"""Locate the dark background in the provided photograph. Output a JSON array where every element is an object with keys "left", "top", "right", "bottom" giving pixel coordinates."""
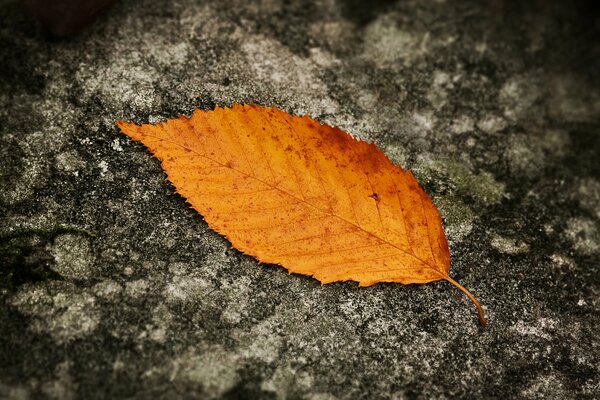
[{"left": 1, "top": 0, "right": 599, "bottom": 399}]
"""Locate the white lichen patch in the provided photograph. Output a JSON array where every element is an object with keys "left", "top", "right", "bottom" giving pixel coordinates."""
[
  {"left": 499, "top": 74, "right": 542, "bottom": 121},
  {"left": 3, "top": 159, "right": 47, "bottom": 204},
  {"left": 306, "top": 393, "right": 339, "bottom": 400},
  {"left": 229, "top": 304, "right": 325, "bottom": 365},
  {"left": 32, "top": 95, "right": 81, "bottom": 139},
  {"left": 520, "top": 373, "right": 568, "bottom": 400},
  {"left": 148, "top": 303, "right": 173, "bottom": 343},
  {"left": 55, "top": 150, "right": 86, "bottom": 175},
  {"left": 564, "top": 217, "right": 600, "bottom": 256},
  {"left": 125, "top": 279, "right": 150, "bottom": 298},
  {"left": 180, "top": 4, "right": 224, "bottom": 42},
  {"left": 167, "top": 346, "right": 240, "bottom": 399},
  {"left": 75, "top": 13, "right": 196, "bottom": 116},
  {"left": 4, "top": 129, "right": 67, "bottom": 203},
  {"left": 549, "top": 253, "right": 575, "bottom": 270},
  {"left": 93, "top": 280, "right": 123, "bottom": 299},
  {"left": 356, "top": 91, "right": 378, "bottom": 111},
  {"left": 261, "top": 364, "right": 314, "bottom": 399},
  {"left": 0, "top": 382, "right": 31, "bottom": 400},
  {"left": 111, "top": 138, "right": 124, "bottom": 152},
  {"left": 541, "top": 128, "right": 571, "bottom": 157},
  {"left": 98, "top": 160, "right": 109, "bottom": 177},
  {"left": 234, "top": 317, "right": 285, "bottom": 364},
  {"left": 476, "top": 114, "right": 507, "bottom": 134},
  {"left": 362, "top": 14, "right": 426, "bottom": 68},
  {"left": 491, "top": 235, "right": 530, "bottom": 255},
  {"left": 512, "top": 318, "right": 557, "bottom": 340},
  {"left": 162, "top": 261, "right": 215, "bottom": 304},
  {"left": 574, "top": 178, "right": 600, "bottom": 219},
  {"left": 145, "top": 39, "right": 190, "bottom": 69},
  {"left": 308, "top": 47, "right": 340, "bottom": 69},
  {"left": 49, "top": 234, "right": 95, "bottom": 280},
  {"left": 505, "top": 134, "right": 546, "bottom": 176},
  {"left": 309, "top": 20, "right": 355, "bottom": 53},
  {"left": 164, "top": 274, "right": 212, "bottom": 304},
  {"left": 40, "top": 361, "right": 77, "bottom": 400},
  {"left": 427, "top": 70, "right": 455, "bottom": 110},
  {"left": 219, "top": 276, "right": 252, "bottom": 324},
  {"left": 76, "top": 57, "right": 160, "bottom": 114},
  {"left": 411, "top": 111, "right": 436, "bottom": 133},
  {"left": 450, "top": 115, "right": 475, "bottom": 134},
  {"left": 239, "top": 35, "right": 339, "bottom": 118},
  {"left": 9, "top": 283, "right": 100, "bottom": 344}
]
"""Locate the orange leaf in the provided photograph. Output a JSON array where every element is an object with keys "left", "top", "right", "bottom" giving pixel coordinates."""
[{"left": 117, "top": 104, "right": 486, "bottom": 325}]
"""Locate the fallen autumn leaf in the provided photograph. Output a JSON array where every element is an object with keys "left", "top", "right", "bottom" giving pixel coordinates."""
[{"left": 117, "top": 104, "right": 486, "bottom": 325}]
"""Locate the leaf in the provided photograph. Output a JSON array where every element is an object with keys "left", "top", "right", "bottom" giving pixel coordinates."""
[{"left": 117, "top": 104, "right": 486, "bottom": 325}]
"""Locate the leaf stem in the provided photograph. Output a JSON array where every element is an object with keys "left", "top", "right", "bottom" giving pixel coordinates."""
[{"left": 443, "top": 275, "right": 487, "bottom": 326}]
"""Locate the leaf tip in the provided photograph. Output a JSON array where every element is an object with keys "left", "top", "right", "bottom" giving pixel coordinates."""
[
  {"left": 116, "top": 120, "right": 138, "bottom": 137},
  {"left": 115, "top": 120, "right": 127, "bottom": 129}
]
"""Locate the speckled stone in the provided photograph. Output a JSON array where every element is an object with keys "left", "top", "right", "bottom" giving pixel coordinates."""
[{"left": 1, "top": 0, "right": 599, "bottom": 399}]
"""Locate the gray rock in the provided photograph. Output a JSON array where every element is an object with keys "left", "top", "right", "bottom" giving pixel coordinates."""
[{"left": 1, "top": 0, "right": 598, "bottom": 399}]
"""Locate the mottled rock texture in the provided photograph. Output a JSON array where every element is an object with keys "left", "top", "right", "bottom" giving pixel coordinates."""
[{"left": 1, "top": 0, "right": 599, "bottom": 399}]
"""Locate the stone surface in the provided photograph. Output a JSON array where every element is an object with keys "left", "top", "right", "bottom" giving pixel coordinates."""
[{"left": 1, "top": 0, "right": 599, "bottom": 399}]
